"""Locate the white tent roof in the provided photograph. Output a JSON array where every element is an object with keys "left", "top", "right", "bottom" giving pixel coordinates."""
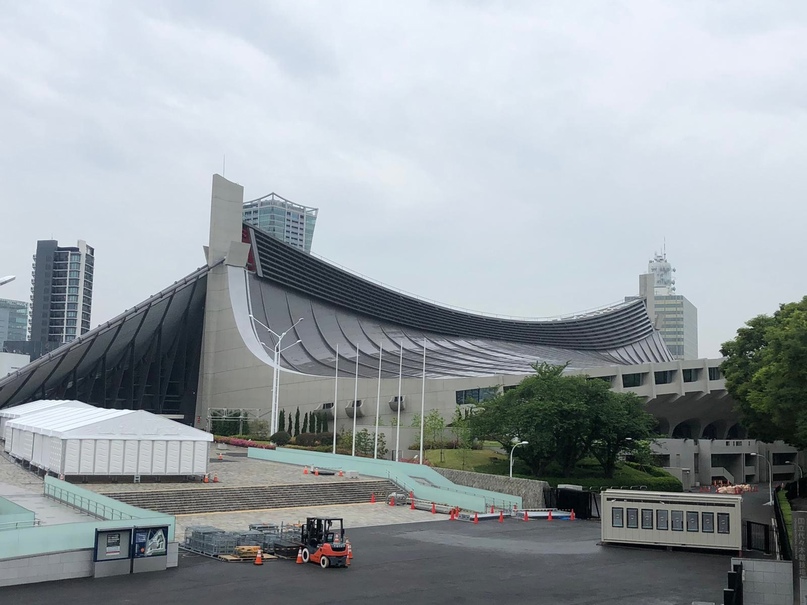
[
  {"left": 6, "top": 407, "right": 213, "bottom": 442},
  {"left": 0, "top": 399, "right": 93, "bottom": 419}
]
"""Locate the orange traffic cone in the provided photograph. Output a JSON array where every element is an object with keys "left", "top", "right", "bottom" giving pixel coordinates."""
[
  {"left": 473, "top": 512, "right": 479, "bottom": 524},
  {"left": 499, "top": 511, "right": 504, "bottom": 523},
  {"left": 203, "top": 474, "right": 209, "bottom": 484},
  {"left": 218, "top": 452, "right": 223, "bottom": 461},
  {"left": 410, "top": 497, "right": 415, "bottom": 510},
  {"left": 254, "top": 548, "right": 263, "bottom": 565},
  {"left": 213, "top": 474, "right": 219, "bottom": 483},
  {"left": 296, "top": 548, "right": 304, "bottom": 564},
  {"left": 490, "top": 505, "right": 495, "bottom": 514},
  {"left": 338, "top": 470, "right": 344, "bottom": 477},
  {"left": 370, "top": 493, "right": 376, "bottom": 503},
  {"left": 570, "top": 509, "right": 576, "bottom": 521},
  {"left": 523, "top": 510, "right": 529, "bottom": 522},
  {"left": 449, "top": 509, "right": 455, "bottom": 520},
  {"left": 548, "top": 510, "right": 553, "bottom": 521},
  {"left": 303, "top": 466, "right": 309, "bottom": 475},
  {"left": 346, "top": 539, "right": 353, "bottom": 560},
  {"left": 314, "top": 468, "right": 319, "bottom": 476},
  {"left": 389, "top": 496, "right": 395, "bottom": 507},
  {"left": 431, "top": 502, "right": 436, "bottom": 514}
]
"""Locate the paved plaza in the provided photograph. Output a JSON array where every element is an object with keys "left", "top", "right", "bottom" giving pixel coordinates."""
[{"left": 4, "top": 517, "right": 732, "bottom": 605}]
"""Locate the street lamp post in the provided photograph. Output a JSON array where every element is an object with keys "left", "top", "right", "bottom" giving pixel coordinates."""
[
  {"left": 510, "top": 441, "right": 529, "bottom": 479},
  {"left": 751, "top": 452, "right": 774, "bottom": 506},
  {"left": 250, "top": 315, "right": 303, "bottom": 435}
]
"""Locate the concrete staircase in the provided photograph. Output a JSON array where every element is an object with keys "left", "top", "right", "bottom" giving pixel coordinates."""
[{"left": 100, "top": 480, "right": 398, "bottom": 516}]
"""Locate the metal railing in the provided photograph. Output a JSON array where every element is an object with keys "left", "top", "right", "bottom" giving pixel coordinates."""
[
  {"left": 773, "top": 486, "right": 792, "bottom": 561},
  {"left": 0, "top": 519, "right": 40, "bottom": 530},
  {"left": 44, "top": 483, "right": 137, "bottom": 521}
]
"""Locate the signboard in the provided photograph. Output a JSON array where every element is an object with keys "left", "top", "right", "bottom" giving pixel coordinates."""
[
  {"left": 133, "top": 526, "right": 168, "bottom": 559},
  {"left": 93, "top": 528, "right": 132, "bottom": 562},
  {"left": 793, "top": 511, "right": 807, "bottom": 578}
]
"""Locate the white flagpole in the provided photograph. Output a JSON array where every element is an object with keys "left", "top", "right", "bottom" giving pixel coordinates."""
[
  {"left": 352, "top": 344, "right": 359, "bottom": 457},
  {"left": 332, "top": 344, "right": 339, "bottom": 455},
  {"left": 419, "top": 338, "right": 426, "bottom": 465},
  {"left": 374, "top": 343, "right": 383, "bottom": 459},
  {"left": 395, "top": 340, "right": 403, "bottom": 462}
]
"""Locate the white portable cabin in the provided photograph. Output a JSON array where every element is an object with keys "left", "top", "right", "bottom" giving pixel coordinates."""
[
  {"left": 601, "top": 489, "right": 743, "bottom": 552},
  {"left": 0, "top": 400, "right": 94, "bottom": 440},
  {"left": 5, "top": 407, "right": 213, "bottom": 478}
]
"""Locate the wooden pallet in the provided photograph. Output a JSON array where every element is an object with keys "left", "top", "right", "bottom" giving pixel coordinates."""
[{"left": 218, "top": 553, "right": 278, "bottom": 563}]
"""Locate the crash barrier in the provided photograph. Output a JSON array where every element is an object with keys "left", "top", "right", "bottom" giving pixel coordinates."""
[
  {"left": 248, "top": 447, "right": 521, "bottom": 513},
  {"left": 773, "top": 486, "right": 792, "bottom": 561}
]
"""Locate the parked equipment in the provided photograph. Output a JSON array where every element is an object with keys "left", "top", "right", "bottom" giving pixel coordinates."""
[{"left": 299, "top": 518, "right": 349, "bottom": 569}]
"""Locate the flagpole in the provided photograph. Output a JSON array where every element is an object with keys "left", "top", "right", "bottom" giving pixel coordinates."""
[
  {"left": 419, "top": 338, "right": 426, "bottom": 465},
  {"left": 352, "top": 344, "right": 359, "bottom": 457},
  {"left": 374, "top": 343, "right": 383, "bottom": 459},
  {"left": 332, "top": 344, "right": 339, "bottom": 455},
  {"left": 395, "top": 340, "right": 403, "bottom": 461}
]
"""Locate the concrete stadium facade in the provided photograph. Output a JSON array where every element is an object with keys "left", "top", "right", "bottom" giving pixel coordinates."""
[{"left": 0, "top": 175, "right": 798, "bottom": 488}]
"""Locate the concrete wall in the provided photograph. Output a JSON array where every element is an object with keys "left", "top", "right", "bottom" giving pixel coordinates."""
[
  {"left": 731, "top": 557, "right": 793, "bottom": 605},
  {"left": 0, "top": 549, "right": 93, "bottom": 587},
  {"left": 434, "top": 468, "right": 547, "bottom": 509}
]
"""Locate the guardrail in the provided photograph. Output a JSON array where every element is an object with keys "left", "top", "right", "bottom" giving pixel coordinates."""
[
  {"left": 44, "top": 482, "right": 137, "bottom": 521},
  {"left": 0, "top": 519, "right": 40, "bottom": 530}
]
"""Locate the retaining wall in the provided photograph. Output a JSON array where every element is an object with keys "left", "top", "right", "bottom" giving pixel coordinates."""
[
  {"left": 433, "top": 468, "right": 547, "bottom": 509},
  {"left": 730, "top": 557, "right": 792, "bottom": 605}
]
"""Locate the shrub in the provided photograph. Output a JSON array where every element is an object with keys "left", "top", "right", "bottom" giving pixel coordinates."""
[
  {"left": 295, "top": 432, "right": 334, "bottom": 447},
  {"left": 214, "top": 436, "right": 276, "bottom": 450},
  {"left": 269, "top": 430, "right": 291, "bottom": 446}
]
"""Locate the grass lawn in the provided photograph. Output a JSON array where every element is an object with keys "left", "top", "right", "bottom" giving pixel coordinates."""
[{"left": 425, "top": 448, "right": 682, "bottom": 491}]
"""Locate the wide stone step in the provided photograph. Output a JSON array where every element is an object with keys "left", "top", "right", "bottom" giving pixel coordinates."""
[{"left": 100, "top": 480, "right": 398, "bottom": 515}]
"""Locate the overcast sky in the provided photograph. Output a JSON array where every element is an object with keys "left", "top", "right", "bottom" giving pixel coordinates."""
[{"left": 1, "top": 1, "right": 805, "bottom": 358}]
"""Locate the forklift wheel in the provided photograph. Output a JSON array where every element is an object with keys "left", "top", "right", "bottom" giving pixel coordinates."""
[
  {"left": 320, "top": 556, "right": 330, "bottom": 569},
  {"left": 301, "top": 548, "right": 311, "bottom": 563}
]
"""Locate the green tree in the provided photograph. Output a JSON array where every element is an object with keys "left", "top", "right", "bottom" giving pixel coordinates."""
[
  {"left": 450, "top": 406, "right": 473, "bottom": 470},
  {"left": 355, "top": 429, "right": 374, "bottom": 457},
  {"left": 319, "top": 412, "right": 329, "bottom": 433},
  {"left": 250, "top": 419, "right": 270, "bottom": 441},
  {"left": 278, "top": 410, "right": 286, "bottom": 433},
  {"left": 425, "top": 410, "right": 446, "bottom": 462},
  {"left": 294, "top": 408, "right": 301, "bottom": 437},
  {"left": 721, "top": 297, "right": 807, "bottom": 448},
  {"left": 376, "top": 432, "right": 389, "bottom": 459},
  {"left": 588, "top": 391, "right": 656, "bottom": 478},
  {"left": 302, "top": 412, "right": 309, "bottom": 434}
]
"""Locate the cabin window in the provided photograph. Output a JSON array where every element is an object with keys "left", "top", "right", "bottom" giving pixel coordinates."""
[
  {"left": 656, "top": 509, "right": 668, "bottom": 530},
  {"left": 671, "top": 510, "right": 684, "bottom": 531},
  {"left": 641, "top": 509, "right": 653, "bottom": 529},
  {"left": 626, "top": 508, "right": 639, "bottom": 529},
  {"left": 702, "top": 512, "right": 714, "bottom": 533},
  {"left": 717, "top": 513, "right": 730, "bottom": 534},
  {"left": 612, "top": 507, "right": 624, "bottom": 528},
  {"left": 686, "top": 511, "right": 699, "bottom": 532}
]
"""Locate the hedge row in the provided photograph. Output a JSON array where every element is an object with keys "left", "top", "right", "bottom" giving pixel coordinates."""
[{"left": 214, "top": 436, "right": 276, "bottom": 450}]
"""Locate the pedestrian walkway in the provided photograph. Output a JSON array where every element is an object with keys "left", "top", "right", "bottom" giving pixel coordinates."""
[{"left": 175, "top": 501, "right": 445, "bottom": 539}]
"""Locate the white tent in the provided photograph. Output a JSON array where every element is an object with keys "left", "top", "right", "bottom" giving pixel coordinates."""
[
  {"left": 0, "top": 400, "right": 94, "bottom": 438},
  {"left": 5, "top": 406, "right": 212, "bottom": 478}
]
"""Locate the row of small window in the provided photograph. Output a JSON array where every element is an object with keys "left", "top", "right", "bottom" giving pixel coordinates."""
[
  {"left": 611, "top": 507, "right": 730, "bottom": 534},
  {"left": 455, "top": 387, "right": 498, "bottom": 405}
]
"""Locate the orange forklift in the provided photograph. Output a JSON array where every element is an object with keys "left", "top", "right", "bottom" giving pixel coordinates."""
[{"left": 299, "top": 517, "right": 350, "bottom": 569}]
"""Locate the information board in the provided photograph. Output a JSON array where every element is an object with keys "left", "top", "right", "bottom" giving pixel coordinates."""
[{"left": 133, "top": 526, "right": 169, "bottom": 559}]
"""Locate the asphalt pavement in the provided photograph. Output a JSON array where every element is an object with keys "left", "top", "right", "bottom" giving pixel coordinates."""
[{"left": 4, "top": 517, "right": 731, "bottom": 605}]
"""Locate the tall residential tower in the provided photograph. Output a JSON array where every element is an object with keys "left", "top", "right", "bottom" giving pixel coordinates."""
[
  {"left": 242, "top": 192, "right": 318, "bottom": 253},
  {"left": 29, "top": 240, "right": 95, "bottom": 359}
]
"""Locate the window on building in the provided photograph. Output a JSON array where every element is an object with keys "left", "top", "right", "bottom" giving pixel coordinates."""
[
  {"left": 622, "top": 373, "right": 644, "bottom": 388},
  {"left": 626, "top": 508, "right": 639, "bottom": 528},
  {"left": 717, "top": 513, "right": 730, "bottom": 534},
  {"left": 612, "top": 507, "right": 624, "bottom": 528},
  {"left": 656, "top": 509, "right": 668, "bottom": 530},
  {"left": 671, "top": 510, "right": 684, "bottom": 531},
  {"left": 654, "top": 370, "right": 675, "bottom": 385},
  {"left": 641, "top": 509, "right": 653, "bottom": 529},
  {"left": 702, "top": 512, "right": 714, "bottom": 533},
  {"left": 686, "top": 511, "right": 699, "bottom": 532},
  {"left": 682, "top": 368, "right": 700, "bottom": 383},
  {"left": 708, "top": 367, "right": 722, "bottom": 381}
]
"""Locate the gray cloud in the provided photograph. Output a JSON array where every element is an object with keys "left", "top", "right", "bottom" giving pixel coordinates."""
[{"left": 1, "top": 1, "right": 805, "bottom": 358}]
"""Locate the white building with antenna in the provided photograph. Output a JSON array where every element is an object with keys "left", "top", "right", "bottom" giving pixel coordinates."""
[{"left": 639, "top": 249, "right": 698, "bottom": 360}]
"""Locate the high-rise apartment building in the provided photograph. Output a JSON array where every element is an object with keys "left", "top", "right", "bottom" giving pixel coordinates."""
[
  {"left": 640, "top": 251, "right": 698, "bottom": 360},
  {"left": 29, "top": 240, "right": 94, "bottom": 358},
  {"left": 0, "top": 298, "right": 28, "bottom": 350},
  {"left": 242, "top": 193, "right": 318, "bottom": 253}
]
